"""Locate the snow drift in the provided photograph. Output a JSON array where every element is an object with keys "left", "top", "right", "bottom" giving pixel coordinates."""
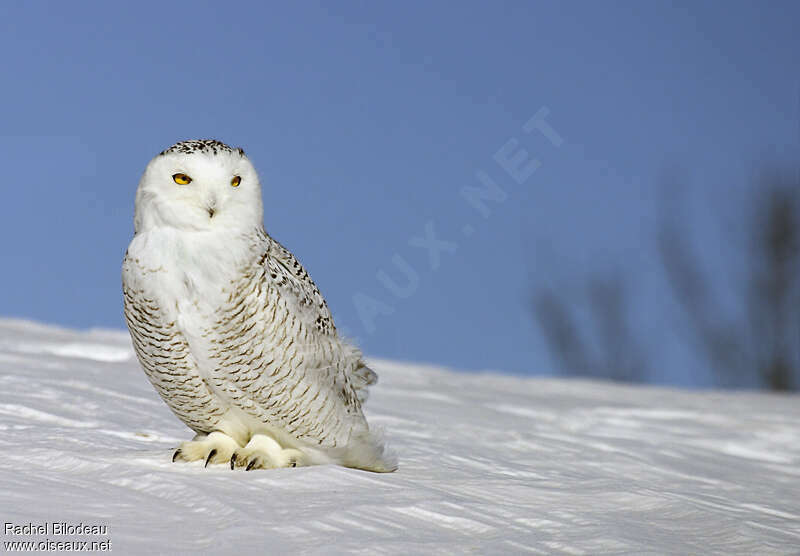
[{"left": 0, "top": 319, "right": 798, "bottom": 554}]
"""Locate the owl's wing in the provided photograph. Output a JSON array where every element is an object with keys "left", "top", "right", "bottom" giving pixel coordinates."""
[
  {"left": 261, "top": 233, "right": 377, "bottom": 401},
  {"left": 207, "top": 230, "right": 369, "bottom": 449},
  {"left": 262, "top": 234, "right": 337, "bottom": 336}
]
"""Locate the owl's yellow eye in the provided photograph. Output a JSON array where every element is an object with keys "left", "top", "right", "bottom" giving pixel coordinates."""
[
  {"left": 172, "top": 173, "right": 192, "bottom": 185},
  {"left": 231, "top": 176, "right": 241, "bottom": 187}
]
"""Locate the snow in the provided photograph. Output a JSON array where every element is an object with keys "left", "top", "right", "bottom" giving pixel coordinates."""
[{"left": 1, "top": 318, "right": 799, "bottom": 554}]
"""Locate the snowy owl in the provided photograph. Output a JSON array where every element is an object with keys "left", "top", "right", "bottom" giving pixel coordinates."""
[{"left": 122, "top": 139, "right": 396, "bottom": 472}]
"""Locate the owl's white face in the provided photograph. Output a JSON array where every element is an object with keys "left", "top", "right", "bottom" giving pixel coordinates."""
[{"left": 134, "top": 140, "right": 264, "bottom": 234}]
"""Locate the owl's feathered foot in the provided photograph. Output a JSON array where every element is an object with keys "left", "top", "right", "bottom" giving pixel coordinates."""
[
  {"left": 172, "top": 431, "right": 241, "bottom": 467},
  {"left": 230, "top": 434, "right": 306, "bottom": 471}
]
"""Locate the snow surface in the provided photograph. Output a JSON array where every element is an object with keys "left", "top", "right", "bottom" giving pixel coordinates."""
[{"left": 1, "top": 318, "right": 799, "bottom": 554}]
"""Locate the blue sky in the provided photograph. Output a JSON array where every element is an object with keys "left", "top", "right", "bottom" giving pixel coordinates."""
[{"left": 1, "top": 2, "right": 798, "bottom": 385}]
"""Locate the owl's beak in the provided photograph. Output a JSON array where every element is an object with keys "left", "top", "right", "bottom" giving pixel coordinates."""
[{"left": 206, "top": 197, "right": 217, "bottom": 218}]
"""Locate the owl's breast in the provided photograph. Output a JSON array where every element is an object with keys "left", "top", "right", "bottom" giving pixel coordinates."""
[
  {"left": 124, "top": 228, "right": 257, "bottom": 369},
  {"left": 125, "top": 229, "right": 252, "bottom": 311},
  {"left": 123, "top": 228, "right": 266, "bottom": 431}
]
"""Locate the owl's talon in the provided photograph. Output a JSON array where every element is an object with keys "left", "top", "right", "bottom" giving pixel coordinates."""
[
  {"left": 230, "top": 435, "right": 306, "bottom": 470},
  {"left": 172, "top": 432, "right": 240, "bottom": 467}
]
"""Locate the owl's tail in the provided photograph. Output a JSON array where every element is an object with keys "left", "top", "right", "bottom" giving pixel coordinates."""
[
  {"left": 343, "top": 427, "right": 398, "bottom": 473},
  {"left": 351, "top": 362, "right": 378, "bottom": 404}
]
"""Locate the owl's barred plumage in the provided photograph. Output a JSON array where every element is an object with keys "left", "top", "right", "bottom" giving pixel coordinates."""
[{"left": 123, "top": 139, "right": 395, "bottom": 472}]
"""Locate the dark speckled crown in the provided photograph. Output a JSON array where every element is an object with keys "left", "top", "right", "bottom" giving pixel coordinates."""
[{"left": 159, "top": 139, "right": 245, "bottom": 157}]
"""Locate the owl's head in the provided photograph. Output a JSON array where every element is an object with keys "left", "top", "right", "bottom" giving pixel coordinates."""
[{"left": 134, "top": 139, "right": 263, "bottom": 233}]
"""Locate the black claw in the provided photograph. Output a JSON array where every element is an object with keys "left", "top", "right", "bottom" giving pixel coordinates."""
[
  {"left": 246, "top": 459, "right": 257, "bottom": 471},
  {"left": 205, "top": 449, "right": 217, "bottom": 468},
  {"left": 230, "top": 453, "right": 237, "bottom": 470},
  {"left": 172, "top": 449, "right": 181, "bottom": 463}
]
